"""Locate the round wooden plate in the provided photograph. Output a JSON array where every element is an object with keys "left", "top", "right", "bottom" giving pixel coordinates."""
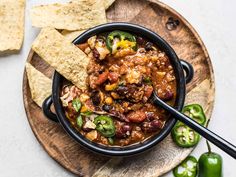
[{"left": 23, "top": 0, "right": 215, "bottom": 176}]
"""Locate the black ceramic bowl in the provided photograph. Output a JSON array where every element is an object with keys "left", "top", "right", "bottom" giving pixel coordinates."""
[{"left": 43, "top": 22, "right": 194, "bottom": 156}]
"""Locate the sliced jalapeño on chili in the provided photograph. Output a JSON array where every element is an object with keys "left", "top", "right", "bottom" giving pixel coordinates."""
[
  {"left": 106, "top": 30, "right": 137, "bottom": 53},
  {"left": 173, "top": 156, "right": 198, "bottom": 177},
  {"left": 172, "top": 104, "right": 206, "bottom": 147},
  {"left": 94, "top": 115, "right": 116, "bottom": 137}
]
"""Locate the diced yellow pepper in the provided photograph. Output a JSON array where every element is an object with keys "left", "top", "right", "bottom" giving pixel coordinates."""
[
  {"left": 105, "top": 83, "right": 118, "bottom": 91},
  {"left": 105, "top": 97, "right": 113, "bottom": 105},
  {"left": 80, "top": 105, "right": 88, "bottom": 113}
]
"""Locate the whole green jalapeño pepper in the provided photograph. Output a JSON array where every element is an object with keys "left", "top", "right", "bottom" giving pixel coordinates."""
[
  {"left": 106, "top": 30, "right": 137, "bottom": 53},
  {"left": 198, "top": 141, "right": 223, "bottom": 177},
  {"left": 171, "top": 104, "right": 206, "bottom": 147},
  {"left": 182, "top": 104, "right": 206, "bottom": 125},
  {"left": 94, "top": 115, "right": 116, "bottom": 137},
  {"left": 173, "top": 156, "right": 198, "bottom": 177}
]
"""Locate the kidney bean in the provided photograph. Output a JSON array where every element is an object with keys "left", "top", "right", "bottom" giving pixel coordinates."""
[
  {"left": 93, "top": 48, "right": 100, "bottom": 59},
  {"left": 127, "top": 110, "right": 146, "bottom": 123},
  {"left": 160, "top": 89, "right": 174, "bottom": 101},
  {"left": 141, "top": 120, "right": 164, "bottom": 133},
  {"left": 115, "top": 122, "right": 132, "bottom": 138}
]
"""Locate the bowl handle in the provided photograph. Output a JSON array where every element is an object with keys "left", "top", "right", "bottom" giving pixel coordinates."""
[
  {"left": 42, "top": 96, "right": 59, "bottom": 122},
  {"left": 180, "top": 59, "right": 194, "bottom": 84}
]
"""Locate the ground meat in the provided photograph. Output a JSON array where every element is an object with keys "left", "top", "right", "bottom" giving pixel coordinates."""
[
  {"left": 131, "top": 130, "right": 144, "bottom": 141},
  {"left": 108, "top": 72, "right": 120, "bottom": 83},
  {"left": 88, "top": 74, "right": 98, "bottom": 89},
  {"left": 125, "top": 84, "right": 144, "bottom": 103},
  {"left": 143, "top": 85, "right": 153, "bottom": 102}
]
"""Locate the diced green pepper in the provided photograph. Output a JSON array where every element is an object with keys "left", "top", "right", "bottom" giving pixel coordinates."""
[
  {"left": 72, "top": 98, "right": 81, "bottom": 112},
  {"left": 76, "top": 115, "right": 83, "bottom": 129},
  {"left": 80, "top": 111, "right": 93, "bottom": 116},
  {"left": 108, "top": 137, "right": 114, "bottom": 145}
]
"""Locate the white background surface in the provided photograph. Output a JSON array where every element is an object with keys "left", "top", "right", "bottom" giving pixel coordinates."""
[{"left": 0, "top": 0, "right": 236, "bottom": 176}]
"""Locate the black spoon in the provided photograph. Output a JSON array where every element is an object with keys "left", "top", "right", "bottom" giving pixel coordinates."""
[{"left": 151, "top": 92, "right": 236, "bottom": 159}]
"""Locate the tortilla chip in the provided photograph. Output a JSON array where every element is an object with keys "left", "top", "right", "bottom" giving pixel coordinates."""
[
  {"left": 0, "top": 0, "right": 25, "bottom": 54},
  {"left": 72, "top": 0, "right": 115, "bottom": 9},
  {"left": 32, "top": 27, "right": 90, "bottom": 90},
  {"left": 30, "top": 0, "right": 107, "bottom": 31},
  {"left": 61, "top": 30, "right": 85, "bottom": 42},
  {"left": 25, "top": 63, "right": 52, "bottom": 107},
  {"left": 104, "top": 0, "right": 115, "bottom": 9}
]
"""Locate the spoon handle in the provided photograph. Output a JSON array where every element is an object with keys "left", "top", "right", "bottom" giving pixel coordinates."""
[{"left": 152, "top": 94, "right": 236, "bottom": 159}]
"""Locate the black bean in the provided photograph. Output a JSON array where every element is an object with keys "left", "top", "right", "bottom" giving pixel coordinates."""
[
  {"left": 91, "top": 91, "right": 101, "bottom": 105},
  {"left": 116, "top": 86, "right": 128, "bottom": 96},
  {"left": 102, "top": 104, "right": 112, "bottom": 112}
]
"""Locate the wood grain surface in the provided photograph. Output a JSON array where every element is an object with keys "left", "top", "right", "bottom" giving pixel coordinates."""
[{"left": 22, "top": 0, "right": 215, "bottom": 176}]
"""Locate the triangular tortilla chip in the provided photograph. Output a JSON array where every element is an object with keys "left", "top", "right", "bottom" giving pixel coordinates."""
[
  {"left": 30, "top": 0, "right": 107, "bottom": 31},
  {"left": 25, "top": 63, "right": 52, "bottom": 107},
  {"left": 61, "top": 30, "right": 85, "bottom": 42},
  {"left": 104, "top": 0, "right": 115, "bottom": 9},
  {"left": 32, "top": 27, "right": 90, "bottom": 90},
  {"left": 0, "top": 0, "right": 25, "bottom": 54}
]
